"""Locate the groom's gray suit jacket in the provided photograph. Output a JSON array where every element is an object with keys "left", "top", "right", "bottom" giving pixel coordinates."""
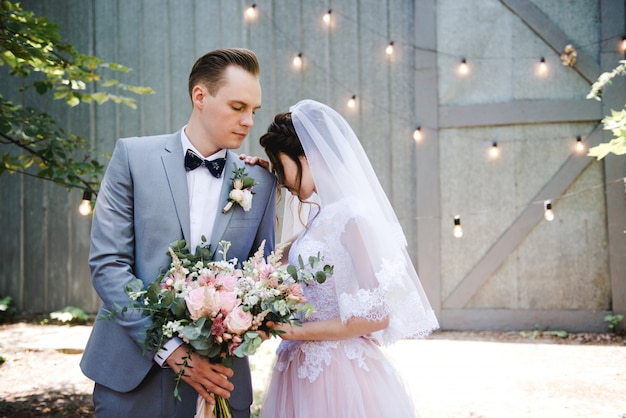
[{"left": 80, "top": 130, "right": 277, "bottom": 410}]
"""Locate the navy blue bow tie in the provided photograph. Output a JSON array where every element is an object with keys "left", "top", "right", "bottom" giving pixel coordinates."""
[{"left": 184, "top": 149, "right": 226, "bottom": 178}]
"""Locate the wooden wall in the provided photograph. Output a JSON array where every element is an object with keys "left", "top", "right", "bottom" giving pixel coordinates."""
[{"left": 1, "top": 0, "right": 624, "bottom": 332}]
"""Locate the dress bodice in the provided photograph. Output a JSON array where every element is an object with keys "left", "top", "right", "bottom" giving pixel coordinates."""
[
  {"left": 278, "top": 200, "right": 390, "bottom": 382},
  {"left": 287, "top": 202, "right": 349, "bottom": 323}
]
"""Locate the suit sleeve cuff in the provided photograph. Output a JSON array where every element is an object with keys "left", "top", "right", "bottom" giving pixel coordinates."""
[{"left": 153, "top": 337, "right": 184, "bottom": 367}]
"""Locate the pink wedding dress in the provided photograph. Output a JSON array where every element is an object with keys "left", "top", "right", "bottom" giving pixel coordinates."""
[{"left": 259, "top": 201, "right": 429, "bottom": 418}]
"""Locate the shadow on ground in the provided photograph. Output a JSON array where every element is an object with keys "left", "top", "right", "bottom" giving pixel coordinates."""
[{"left": 0, "top": 393, "right": 94, "bottom": 418}]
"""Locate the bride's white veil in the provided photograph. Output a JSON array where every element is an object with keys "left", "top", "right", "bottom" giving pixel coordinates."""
[{"left": 288, "top": 99, "right": 439, "bottom": 343}]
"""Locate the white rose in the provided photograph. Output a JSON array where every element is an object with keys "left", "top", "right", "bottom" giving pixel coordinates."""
[
  {"left": 229, "top": 188, "right": 245, "bottom": 203},
  {"left": 240, "top": 190, "right": 253, "bottom": 211}
]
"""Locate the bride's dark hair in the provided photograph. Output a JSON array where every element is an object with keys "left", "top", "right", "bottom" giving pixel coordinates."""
[
  {"left": 259, "top": 112, "right": 305, "bottom": 194},
  {"left": 260, "top": 112, "right": 320, "bottom": 230}
]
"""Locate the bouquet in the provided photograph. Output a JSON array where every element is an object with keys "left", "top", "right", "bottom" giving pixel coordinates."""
[{"left": 118, "top": 239, "right": 332, "bottom": 418}]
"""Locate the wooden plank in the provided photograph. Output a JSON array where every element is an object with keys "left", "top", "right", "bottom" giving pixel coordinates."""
[
  {"left": 443, "top": 124, "right": 605, "bottom": 309},
  {"left": 117, "top": 0, "right": 143, "bottom": 138},
  {"left": 0, "top": 171, "right": 23, "bottom": 307},
  {"left": 301, "top": 1, "right": 332, "bottom": 106},
  {"left": 168, "top": 0, "right": 196, "bottom": 131},
  {"left": 0, "top": 21, "right": 25, "bottom": 308},
  {"left": 328, "top": 0, "right": 359, "bottom": 128},
  {"left": 271, "top": 0, "right": 304, "bottom": 115},
  {"left": 600, "top": 0, "right": 626, "bottom": 330},
  {"left": 442, "top": 308, "right": 612, "bottom": 332},
  {"left": 194, "top": 0, "right": 221, "bottom": 57},
  {"left": 66, "top": 0, "right": 96, "bottom": 310},
  {"left": 498, "top": 0, "right": 601, "bottom": 84},
  {"left": 245, "top": 0, "right": 274, "bottom": 157},
  {"left": 141, "top": 0, "right": 170, "bottom": 136},
  {"left": 357, "top": 0, "right": 391, "bottom": 191},
  {"left": 388, "top": 0, "right": 418, "bottom": 265},
  {"left": 93, "top": 0, "right": 119, "bottom": 157},
  {"left": 414, "top": 0, "right": 441, "bottom": 313},
  {"left": 440, "top": 99, "right": 602, "bottom": 128},
  {"left": 20, "top": 0, "right": 49, "bottom": 312}
]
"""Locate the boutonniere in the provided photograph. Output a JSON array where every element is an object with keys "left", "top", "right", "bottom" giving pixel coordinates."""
[{"left": 222, "top": 164, "right": 259, "bottom": 213}]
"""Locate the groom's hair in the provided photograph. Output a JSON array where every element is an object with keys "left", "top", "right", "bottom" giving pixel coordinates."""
[{"left": 188, "top": 48, "right": 260, "bottom": 99}]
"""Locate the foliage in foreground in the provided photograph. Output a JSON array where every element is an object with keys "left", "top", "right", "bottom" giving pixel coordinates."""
[
  {"left": 586, "top": 60, "right": 626, "bottom": 160},
  {"left": 0, "top": 295, "right": 16, "bottom": 323},
  {"left": 46, "top": 306, "right": 90, "bottom": 325},
  {"left": 0, "top": 1, "right": 153, "bottom": 196}
]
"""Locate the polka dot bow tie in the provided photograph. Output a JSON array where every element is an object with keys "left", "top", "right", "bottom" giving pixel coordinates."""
[{"left": 184, "top": 149, "right": 226, "bottom": 178}]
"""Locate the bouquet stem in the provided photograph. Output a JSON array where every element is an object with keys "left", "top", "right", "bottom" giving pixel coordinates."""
[
  {"left": 196, "top": 394, "right": 233, "bottom": 418},
  {"left": 215, "top": 394, "right": 234, "bottom": 418}
]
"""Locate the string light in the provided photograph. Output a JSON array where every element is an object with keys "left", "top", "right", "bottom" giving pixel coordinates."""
[
  {"left": 347, "top": 95, "right": 357, "bottom": 108},
  {"left": 543, "top": 200, "right": 555, "bottom": 221},
  {"left": 413, "top": 126, "right": 422, "bottom": 142},
  {"left": 293, "top": 53, "right": 303, "bottom": 68},
  {"left": 453, "top": 215, "right": 463, "bottom": 238},
  {"left": 575, "top": 136, "right": 585, "bottom": 153},
  {"left": 489, "top": 141, "right": 499, "bottom": 158},
  {"left": 537, "top": 57, "right": 547, "bottom": 75},
  {"left": 458, "top": 58, "right": 469, "bottom": 76},
  {"left": 622, "top": 36, "right": 626, "bottom": 52},
  {"left": 323, "top": 9, "right": 332, "bottom": 25},
  {"left": 245, "top": 4, "right": 257, "bottom": 19},
  {"left": 79, "top": 190, "right": 92, "bottom": 216},
  {"left": 386, "top": 41, "right": 394, "bottom": 55}
]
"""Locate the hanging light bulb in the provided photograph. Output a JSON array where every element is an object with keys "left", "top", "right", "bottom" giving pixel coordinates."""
[
  {"left": 453, "top": 215, "right": 463, "bottom": 238},
  {"left": 544, "top": 200, "right": 555, "bottom": 221},
  {"left": 458, "top": 58, "right": 469, "bottom": 76},
  {"left": 293, "top": 53, "right": 303, "bottom": 68},
  {"left": 323, "top": 9, "right": 332, "bottom": 25},
  {"left": 386, "top": 41, "right": 394, "bottom": 55},
  {"left": 245, "top": 4, "right": 257, "bottom": 19},
  {"left": 413, "top": 126, "right": 423, "bottom": 142},
  {"left": 489, "top": 141, "right": 499, "bottom": 158},
  {"left": 537, "top": 57, "right": 548, "bottom": 75},
  {"left": 622, "top": 36, "right": 626, "bottom": 52},
  {"left": 79, "top": 190, "right": 92, "bottom": 216},
  {"left": 575, "top": 136, "right": 585, "bottom": 153},
  {"left": 347, "top": 95, "right": 356, "bottom": 108}
]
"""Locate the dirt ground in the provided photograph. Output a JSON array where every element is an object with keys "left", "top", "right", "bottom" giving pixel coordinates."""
[{"left": 1, "top": 318, "right": 625, "bottom": 418}]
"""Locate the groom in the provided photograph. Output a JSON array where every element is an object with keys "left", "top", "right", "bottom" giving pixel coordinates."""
[{"left": 80, "top": 48, "right": 277, "bottom": 417}]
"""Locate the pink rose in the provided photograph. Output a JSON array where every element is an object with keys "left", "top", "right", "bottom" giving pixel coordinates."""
[
  {"left": 185, "top": 286, "right": 217, "bottom": 320},
  {"left": 224, "top": 306, "right": 253, "bottom": 335},
  {"left": 198, "top": 269, "right": 216, "bottom": 286},
  {"left": 217, "top": 275, "right": 237, "bottom": 292},
  {"left": 214, "top": 290, "right": 238, "bottom": 313}
]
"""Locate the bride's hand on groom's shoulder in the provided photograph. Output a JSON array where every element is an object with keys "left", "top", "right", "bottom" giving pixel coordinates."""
[{"left": 239, "top": 153, "right": 270, "bottom": 171}]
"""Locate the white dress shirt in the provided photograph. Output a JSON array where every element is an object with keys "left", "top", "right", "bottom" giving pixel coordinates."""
[{"left": 154, "top": 127, "right": 227, "bottom": 366}]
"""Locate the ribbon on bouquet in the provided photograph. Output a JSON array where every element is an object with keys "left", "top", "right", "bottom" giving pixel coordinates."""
[{"left": 195, "top": 393, "right": 233, "bottom": 418}]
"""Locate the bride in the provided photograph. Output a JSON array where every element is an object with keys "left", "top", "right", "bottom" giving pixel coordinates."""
[{"left": 257, "top": 99, "right": 439, "bottom": 417}]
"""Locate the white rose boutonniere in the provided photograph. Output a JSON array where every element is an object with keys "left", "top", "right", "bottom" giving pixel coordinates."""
[{"left": 222, "top": 164, "right": 258, "bottom": 213}]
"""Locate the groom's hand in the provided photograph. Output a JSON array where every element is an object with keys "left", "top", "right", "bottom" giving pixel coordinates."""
[{"left": 166, "top": 345, "right": 234, "bottom": 405}]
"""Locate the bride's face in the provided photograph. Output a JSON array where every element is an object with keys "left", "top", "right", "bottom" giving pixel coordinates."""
[{"left": 278, "top": 152, "right": 316, "bottom": 200}]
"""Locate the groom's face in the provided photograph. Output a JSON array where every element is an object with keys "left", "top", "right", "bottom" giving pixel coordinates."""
[{"left": 197, "top": 65, "right": 262, "bottom": 152}]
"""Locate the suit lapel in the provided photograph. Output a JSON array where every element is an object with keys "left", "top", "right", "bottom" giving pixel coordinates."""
[
  {"left": 209, "top": 151, "right": 240, "bottom": 257},
  {"left": 162, "top": 132, "right": 191, "bottom": 246}
]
